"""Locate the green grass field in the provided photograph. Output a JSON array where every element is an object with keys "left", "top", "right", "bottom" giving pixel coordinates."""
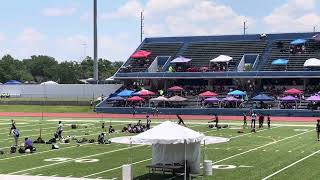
[
  {"left": 0, "top": 105, "right": 93, "bottom": 113},
  {"left": 0, "top": 117, "right": 319, "bottom": 180}
]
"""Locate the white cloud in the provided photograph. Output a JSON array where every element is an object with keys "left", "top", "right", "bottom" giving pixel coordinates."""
[
  {"left": 42, "top": 7, "right": 76, "bottom": 17},
  {"left": 264, "top": 0, "right": 320, "bottom": 32},
  {"left": 15, "top": 28, "right": 48, "bottom": 58},
  {"left": 100, "top": 0, "right": 142, "bottom": 20},
  {"left": 101, "top": 0, "right": 254, "bottom": 36}
]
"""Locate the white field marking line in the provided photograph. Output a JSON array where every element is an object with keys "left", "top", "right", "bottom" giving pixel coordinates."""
[
  {"left": 0, "top": 122, "right": 127, "bottom": 143},
  {"left": 51, "top": 174, "right": 58, "bottom": 177},
  {"left": 36, "top": 174, "right": 43, "bottom": 176},
  {"left": 262, "top": 149, "right": 320, "bottom": 180},
  {"left": 82, "top": 158, "right": 152, "bottom": 178},
  {"left": 8, "top": 144, "right": 145, "bottom": 175},
  {"left": 213, "top": 129, "right": 313, "bottom": 164},
  {"left": 65, "top": 175, "right": 73, "bottom": 177},
  {"left": 0, "top": 126, "right": 58, "bottom": 135}
]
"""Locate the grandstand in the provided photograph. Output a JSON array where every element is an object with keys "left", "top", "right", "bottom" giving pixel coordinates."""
[{"left": 96, "top": 32, "right": 320, "bottom": 117}]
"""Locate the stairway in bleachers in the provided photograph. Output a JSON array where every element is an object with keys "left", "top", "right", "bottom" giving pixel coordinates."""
[
  {"left": 120, "top": 42, "right": 183, "bottom": 73},
  {"left": 180, "top": 40, "right": 267, "bottom": 71},
  {"left": 259, "top": 40, "right": 320, "bottom": 71}
]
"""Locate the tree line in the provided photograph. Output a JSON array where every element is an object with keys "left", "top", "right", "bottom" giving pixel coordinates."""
[{"left": 0, "top": 55, "right": 123, "bottom": 84}]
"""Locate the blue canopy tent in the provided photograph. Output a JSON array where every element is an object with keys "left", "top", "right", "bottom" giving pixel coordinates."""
[
  {"left": 252, "top": 94, "right": 273, "bottom": 101},
  {"left": 272, "top": 59, "right": 288, "bottom": 65},
  {"left": 107, "top": 96, "right": 125, "bottom": 101},
  {"left": 4, "top": 80, "right": 21, "bottom": 85},
  {"left": 117, "top": 89, "right": 134, "bottom": 97},
  {"left": 290, "top": 39, "right": 307, "bottom": 45},
  {"left": 227, "top": 90, "right": 246, "bottom": 96}
]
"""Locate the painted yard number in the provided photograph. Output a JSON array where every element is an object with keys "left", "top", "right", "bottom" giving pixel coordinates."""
[{"left": 44, "top": 157, "right": 99, "bottom": 163}]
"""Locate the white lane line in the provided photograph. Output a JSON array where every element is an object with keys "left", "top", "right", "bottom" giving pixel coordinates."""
[
  {"left": 8, "top": 145, "right": 145, "bottom": 175},
  {"left": 51, "top": 174, "right": 58, "bottom": 177},
  {"left": 83, "top": 158, "right": 151, "bottom": 178},
  {"left": 214, "top": 130, "right": 313, "bottom": 164},
  {"left": 262, "top": 149, "right": 320, "bottom": 180},
  {"left": 65, "top": 175, "right": 73, "bottom": 177}
]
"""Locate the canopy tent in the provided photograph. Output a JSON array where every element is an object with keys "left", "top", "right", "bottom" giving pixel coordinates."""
[
  {"left": 149, "top": 96, "right": 169, "bottom": 101},
  {"left": 117, "top": 89, "right": 134, "bottom": 97},
  {"left": 170, "top": 56, "right": 192, "bottom": 63},
  {"left": 272, "top": 59, "right": 289, "bottom": 65},
  {"left": 110, "top": 121, "right": 229, "bottom": 175},
  {"left": 304, "top": 58, "right": 320, "bottom": 67},
  {"left": 130, "top": 50, "right": 152, "bottom": 58},
  {"left": 199, "top": 91, "right": 218, "bottom": 97},
  {"left": 312, "top": 34, "right": 320, "bottom": 42},
  {"left": 168, "top": 86, "right": 184, "bottom": 91},
  {"left": 40, "top": 81, "right": 58, "bottom": 85},
  {"left": 222, "top": 96, "right": 241, "bottom": 101},
  {"left": 127, "top": 96, "right": 145, "bottom": 101},
  {"left": 204, "top": 97, "right": 220, "bottom": 102},
  {"left": 284, "top": 88, "right": 303, "bottom": 95},
  {"left": 168, "top": 95, "right": 187, "bottom": 102},
  {"left": 252, "top": 94, "right": 273, "bottom": 101},
  {"left": 4, "top": 80, "right": 21, "bottom": 85},
  {"left": 134, "top": 89, "right": 156, "bottom": 96},
  {"left": 306, "top": 95, "right": 320, "bottom": 101},
  {"left": 107, "top": 96, "right": 125, "bottom": 101},
  {"left": 227, "top": 90, "right": 246, "bottom": 96},
  {"left": 280, "top": 95, "right": 298, "bottom": 101},
  {"left": 290, "top": 39, "right": 307, "bottom": 45},
  {"left": 210, "top": 55, "right": 233, "bottom": 63}
]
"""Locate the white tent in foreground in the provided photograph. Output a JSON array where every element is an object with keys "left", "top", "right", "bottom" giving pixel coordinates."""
[
  {"left": 304, "top": 58, "right": 320, "bottom": 67},
  {"left": 111, "top": 121, "right": 229, "bottom": 175}
]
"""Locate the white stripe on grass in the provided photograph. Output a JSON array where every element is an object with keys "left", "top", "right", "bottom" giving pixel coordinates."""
[
  {"left": 82, "top": 158, "right": 151, "bottom": 178},
  {"left": 262, "top": 149, "right": 320, "bottom": 180},
  {"left": 213, "top": 129, "right": 313, "bottom": 164},
  {"left": 8, "top": 145, "right": 145, "bottom": 175}
]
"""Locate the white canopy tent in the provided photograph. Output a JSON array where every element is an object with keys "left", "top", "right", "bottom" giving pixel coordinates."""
[
  {"left": 111, "top": 121, "right": 229, "bottom": 177},
  {"left": 210, "top": 55, "right": 233, "bottom": 63},
  {"left": 40, "top": 81, "right": 58, "bottom": 85},
  {"left": 304, "top": 58, "right": 320, "bottom": 67}
]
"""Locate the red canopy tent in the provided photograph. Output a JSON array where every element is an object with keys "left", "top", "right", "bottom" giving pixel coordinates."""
[
  {"left": 284, "top": 88, "right": 303, "bottom": 95},
  {"left": 138, "top": 89, "right": 156, "bottom": 96},
  {"left": 168, "top": 86, "right": 184, "bottom": 91},
  {"left": 199, "top": 91, "right": 218, "bottom": 97},
  {"left": 131, "top": 50, "right": 151, "bottom": 58},
  {"left": 127, "top": 96, "right": 145, "bottom": 101}
]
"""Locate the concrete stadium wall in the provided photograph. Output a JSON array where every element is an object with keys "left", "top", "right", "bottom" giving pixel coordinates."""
[
  {"left": 95, "top": 107, "right": 320, "bottom": 117},
  {"left": 0, "top": 84, "right": 122, "bottom": 98}
]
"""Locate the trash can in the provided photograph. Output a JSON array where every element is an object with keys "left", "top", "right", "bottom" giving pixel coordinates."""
[
  {"left": 203, "top": 160, "right": 212, "bottom": 176},
  {"left": 122, "top": 164, "right": 132, "bottom": 180}
]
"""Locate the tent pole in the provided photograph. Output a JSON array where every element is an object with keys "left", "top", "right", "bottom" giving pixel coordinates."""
[{"left": 184, "top": 140, "right": 187, "bottom": 180}]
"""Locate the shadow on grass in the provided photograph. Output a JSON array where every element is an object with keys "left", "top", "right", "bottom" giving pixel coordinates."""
[{"left": 133, "top": 173, "right": 184, "bottom": 180}]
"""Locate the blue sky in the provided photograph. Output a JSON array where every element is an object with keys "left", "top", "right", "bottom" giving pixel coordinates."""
[{"left": 0, "top": 0, "right": 319, "bottom": 62}]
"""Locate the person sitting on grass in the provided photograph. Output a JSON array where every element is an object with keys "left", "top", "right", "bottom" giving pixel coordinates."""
[
  {"left": 98, "top": 133, "right": 110, "bottom": 144},
  {"left": 108, "top": 125, "right": 115, "bottom": 133},
  {"left": 24, "top": 137, "right": 34, "bottom": 151}
]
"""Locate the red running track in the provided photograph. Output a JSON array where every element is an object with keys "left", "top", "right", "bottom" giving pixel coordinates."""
[{"left": 0, "top": 112, "right": 318, "bottom": 122}]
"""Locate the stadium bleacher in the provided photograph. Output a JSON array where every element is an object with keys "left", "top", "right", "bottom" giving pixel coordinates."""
[{"left": 120, "top": 42, "right": 183, "bottom": 73}]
